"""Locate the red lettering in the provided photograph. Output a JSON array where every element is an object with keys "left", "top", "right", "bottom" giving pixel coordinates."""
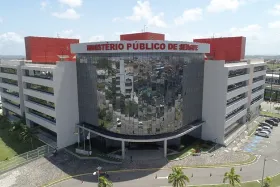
[
  {"left": 140, "top": 43, "right": 145, "bottom": 50},
  {"left": 110, "top": 44, "right": 116, "bottom": 50},
  {"left": 179, "top": 44, "right": 198, "bottom": 51},
  {"left": 174, "top": 44, "right": 178, "bottom": 50},
  {"left": 160, "top": 43, "right": 165, "bottom": 50},
  {"left": 146, "top": 43, "right": 152, "bottom": 50},
  {"left": 127, "top": 43, "right": 132, "bottom": 50},
  {"left": 105, "top": 44, "right": 109, "bottom": 50},
  {"left": 118, "top": 44, "right": 124, "bottom": 50},
  {"left": 168, "top": 44, "right": 173, "bottom": 50},
  {"left": 154, "top": 43, "right": 160, "bottom": 50}
]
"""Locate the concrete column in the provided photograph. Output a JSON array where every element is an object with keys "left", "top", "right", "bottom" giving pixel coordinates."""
[
  {"left": 77, "top": 127, "right": 80, "bottom": 147},
  {"left": 121, "top": 141, "right": 125, "bottom": 159},
  {"left": 164, "top": 139, "right": 167, "bottom": 157}
]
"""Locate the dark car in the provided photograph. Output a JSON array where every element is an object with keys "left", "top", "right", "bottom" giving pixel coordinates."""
[
  {"left": 265, "top": 119, "right": 278, "bottom": 127},
  {"left": 270, "top": 118, "right": 280, "bottom": 124}
]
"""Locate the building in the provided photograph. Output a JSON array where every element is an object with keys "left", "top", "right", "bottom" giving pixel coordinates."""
[
  {"left": 0, "top": 60, "right": 79, "bottom": 148},
  {"left": 0, "top": 33, "right": 266, "bottom": 158},
  {"left": 25, "top": 36, "right": 79, "bottom": 63},
  {"left": 202, "top": 59, "right": 266, "bottom": 145},
  {"left": 120, "top": 32, "right": 165, "bottom": 41},
  {"left": 193, "top": 36, "right": 246, "bottom": 62},
  {"left": 71, "top": 40, "right": 209, "bottom": 158},
  {"left": 0, "top": 61, "right": 25, "bottom": 120},
  {"left": 264, "top": 73, "right": 280, "bottom": 102}
]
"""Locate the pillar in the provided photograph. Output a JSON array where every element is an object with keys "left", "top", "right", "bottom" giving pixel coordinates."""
[
  {"left": 77, "top": 127, "right": 80, "bottom": 147},
  {"left": 164, "top": 139, "right": 167, "bottom": 157},
  {"left": 121, "top": 141, "right": 125, "bottom": 159}
]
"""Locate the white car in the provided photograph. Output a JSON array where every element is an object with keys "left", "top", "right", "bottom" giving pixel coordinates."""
[
  {"left": 256, "top": 131, "right": 270, "bottom": 138},
  {"left": 117, "top": 118, "right": 121, "bottom": 127},
  {"left": 262, "top": 126, "right": 272, "bottom": 133}
]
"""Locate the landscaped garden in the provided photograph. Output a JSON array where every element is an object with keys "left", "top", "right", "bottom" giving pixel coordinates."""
[
  {"left": 0, "top": 115, "right": 44, "bottom": 161},
  {"left": 167, "top": 136, "right": 214, "bottom": 160}
]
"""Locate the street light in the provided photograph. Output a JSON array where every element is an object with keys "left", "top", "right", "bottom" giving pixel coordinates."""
[
  {"left": 93, "top": 166, "right": 102, "bottom": 183},
  {"left": 261, "top": 157, "right": 278, "bottom": 187}
]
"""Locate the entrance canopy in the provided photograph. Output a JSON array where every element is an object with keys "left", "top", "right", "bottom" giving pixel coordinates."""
[{"left": 77, "top": 121, "right": 204, "bottom": 143}]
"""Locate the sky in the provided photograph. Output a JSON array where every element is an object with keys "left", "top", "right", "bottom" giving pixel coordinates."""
[{"left": 1, "top": 0, "right": 280, "bottom": 55}]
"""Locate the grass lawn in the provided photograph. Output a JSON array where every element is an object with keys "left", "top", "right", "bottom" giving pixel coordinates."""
[
  {"left": 0, "top": 126, "right": 44, "bottom": 161},
  {"left": 191, "top": 173, "right": 280, "bottom": 187},
  {"left": 260, "top": 111, "right": 280, "bottom": 118}
]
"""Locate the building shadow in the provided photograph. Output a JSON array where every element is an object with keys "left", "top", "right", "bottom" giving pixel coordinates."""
[{"left": 45, "top": 148, "right": 167, "bottom": 184}]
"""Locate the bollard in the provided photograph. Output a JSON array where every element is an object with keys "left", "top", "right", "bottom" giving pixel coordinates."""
[
  {"left": 155, "top": 174, "right": 157, "bottom": 179},
  {"left": 191, "top": 173, "right": 193, "bottom": 177},
  {"left": 210, "top": 173, "right": 212, "bottom": 177},
  {"left": 240, "top": 167, "right": 242, "bottom": 171}
]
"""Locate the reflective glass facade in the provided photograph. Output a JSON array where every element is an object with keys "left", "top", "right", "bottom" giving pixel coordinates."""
[{"left": 76, "top": 53, "right": 204, "bottom": 136}]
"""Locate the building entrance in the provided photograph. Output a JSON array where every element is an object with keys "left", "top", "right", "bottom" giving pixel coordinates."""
[{"left": 127, "top": 142, "right": 160, "bottom": 150}]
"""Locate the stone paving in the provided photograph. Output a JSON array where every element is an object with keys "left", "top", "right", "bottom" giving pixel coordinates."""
[{"left": 0, "top": 118, "right": 266, "bottom": 187}]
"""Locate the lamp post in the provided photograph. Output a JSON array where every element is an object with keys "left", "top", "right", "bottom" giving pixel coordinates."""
[{"left": 261, "top": 157, "right": 278, "bottom": 187}]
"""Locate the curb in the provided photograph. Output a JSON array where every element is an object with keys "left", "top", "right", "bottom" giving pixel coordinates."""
[
  {"left": 63, "top": 148, "right": 122, "bottom": 165},
  {"left": 41, "top": 154, "right": 258, "bottom": 187}
]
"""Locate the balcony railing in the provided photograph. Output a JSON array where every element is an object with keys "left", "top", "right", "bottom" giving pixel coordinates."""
[
  {"left": 254, "top": 66, "right": 265, "bottom": 72},
  {"left": 228, "top": 69, "right": 247, "bottom": 78},
  {"left": 252, "top": 86, "right": 263, "bottom": 93},
  {"left": 253, "top": 76, "right": 264, "bottom": 83},
  {"left": 3, "top": 88, "right": 19, "bottom": 97},
  {"left": 227, "top": 81, "right": 246, "bottom": 92},
  {"left": 227, "top": 94, "right": 245, "bottom": 106},
  {"left": 25, "top": 70, "right": 53, "bottom": 80},
  {"left": 226, "top": 105, "right": 245, "bottom": 120},
  {"left": 1, "top": 67, "right": 17, "bottom": 75},
  {"left": 3, "top": 99, "right": 20, "bottom": 108},
  {"left": 2, "top": 78, "right": 18, "bottom": 86},
  {"left": 251, "top": 95, "right": 262, "bottom": 105},
  {"left": 26, "top": 83, "right": 54, "bottom": 95},
  {"left": 27, "top": 96, "right": 55, "bottom": 109},
  {"left": 29, "top": 109, "right": 56, "bottom": 123}
]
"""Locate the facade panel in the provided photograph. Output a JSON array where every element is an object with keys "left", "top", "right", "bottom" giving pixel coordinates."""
[
  {"left": 120, "top": 32, "right": 165, "bottom": 41},
  {"left": 76, "top": 53, "right": 204, "bottom": 136},
  {"left": 25, "top": 37, "right": 79, "bottom": 63},
  {"left": 193, "top": 37, "right": 246, "bottom": 62}
]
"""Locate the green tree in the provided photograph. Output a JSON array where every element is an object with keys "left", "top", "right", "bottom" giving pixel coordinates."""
[
  {"left": 19, "top": 126, "right": 39, "bottom": 149},
  {"left": 264, "top": 176, "right": 272, "bottom": 187},
  {"left": 223, "top": 167, "right": 241, "bottom": 186},
  {"left": 98, "top": 176, "right": 113, "bottom": 187},
  {"left": 168, "top": 167, "right": 190, "bottom": 187}
]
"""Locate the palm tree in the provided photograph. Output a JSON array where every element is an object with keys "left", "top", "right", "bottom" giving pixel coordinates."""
[
  {"left": 223, "top": 167, "right": 241, "bottom": 186},
  {"left": 98, "top": 176, "right": 113, "bottom": 187},
  {"left": 264, "top": 176, "right": 272, "bottom": 187},
  {"left": 168, "top": 166, "right": 190, "bottom": 187},
  {"left": 20, "top": 126, "right": 39, "bottom": 148}
]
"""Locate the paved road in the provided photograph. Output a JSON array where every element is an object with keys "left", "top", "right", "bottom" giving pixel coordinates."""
[{"left": 51, "top": 122, "right": 280, "bottom": 187}]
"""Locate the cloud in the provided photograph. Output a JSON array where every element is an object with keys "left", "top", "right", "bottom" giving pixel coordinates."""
[
  {"left": 174, "top": 8, "right": 203, "bottom": 25},
  {"left": 0, "top": 32, "right": 23, "bottom": 43},
  {"left": 269, "top": 4, "right": 280, "bottom": 16},
  {"left": 40, "top": 1, "right": 48, "bottom": 10},
  {"left": 52, "top": 8, "right": 80, "bottom": 20},
  {"left": 112, "top": 17, "right": 122, "bottom": 22},
  {"left": 206, "top": 0, "right": 242, "bottom": 13},
  {"left": 58, "top": 0, "right": 82, "bottom": 7},
  {"left": 268, "top": 21, "right": 280, "bottom": 29},
  {"left": 126, "top": 1, "right": 167, "bottom": 28},
  {"left": 57, "top": 29, "right": 81, "bottom": 39},
  {"left": 89, "top": 35, "right": 105, "bottom": 42}
]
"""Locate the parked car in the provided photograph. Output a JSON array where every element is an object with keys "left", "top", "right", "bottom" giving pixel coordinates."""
[
  {"left": 261, "top": 126, "right": 272, "bottom": 133},
  {"left": 259, "top": 122, "right": 273, "bottom": 129},
  {"left": 270, "top": 118, "right": 280, "bottom": 125},
  {"left": 265, "top": 119, "right": 278, "bottom": 127},
  {"left": 271, "top": 118, "right": 280, "bottom": 123},
  {"left": 256, "top": 127, "right": 263, "bottom": 131},
  {"left": 255, "top": 131, "right": 270, "bottom": 138}
]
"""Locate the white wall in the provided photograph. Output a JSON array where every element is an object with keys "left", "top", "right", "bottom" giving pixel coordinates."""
[
  {"left": 202, "top": 60, "right": 228, "bottom": 144},
  {"left": 54, "top": 62, "right": 79, "bottom": 149}
]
